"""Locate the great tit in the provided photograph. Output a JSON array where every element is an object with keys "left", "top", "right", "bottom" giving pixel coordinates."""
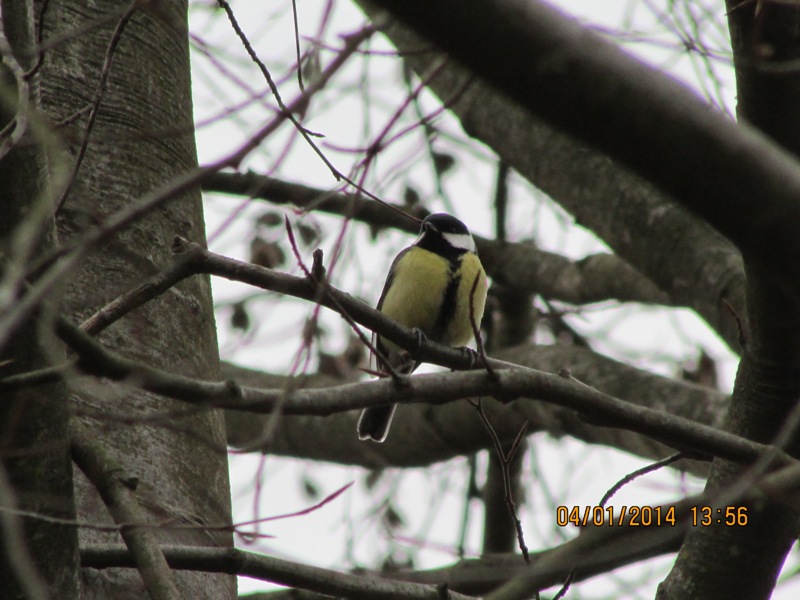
[{"left": 357, "top": 213, "right": 488, "bottom": 442}]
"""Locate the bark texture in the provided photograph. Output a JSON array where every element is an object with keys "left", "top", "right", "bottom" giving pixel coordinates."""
[{"left": 36, "top": 1, "right": 234, "bottom": 597}]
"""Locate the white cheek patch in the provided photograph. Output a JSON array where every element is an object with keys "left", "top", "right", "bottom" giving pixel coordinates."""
[{"left": 443, "top": 232, "right": 476, "bottom": 252}]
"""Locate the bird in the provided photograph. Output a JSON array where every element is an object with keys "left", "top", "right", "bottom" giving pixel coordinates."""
[{"left": 357, "top": 213, "right": 488, "bottom": 442}]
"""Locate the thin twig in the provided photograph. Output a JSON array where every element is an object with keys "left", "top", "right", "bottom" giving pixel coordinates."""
[
  {"left": 291, "top": 0, "right": 304, "bottom": 92},
  {"left": 723, "top": 298, "right": 747, "bottom": 350},
  {"left": 217, "top": 0, "right": 339, "bottom": 178},
  {"left": 472, "top": 400, "right": 530, "bottom": 563},
  {"left": 0, "top": 26, "right": 374, "bottom": 354},
  {"left": 23, "top": 0, "right": 50, "bottom": 80},
  {"left": 80, "top": 238, "right": 206, "bottom": 335},
  {"left": 285, "top": 218, "right": 405, "bottom": 383},
  {"left": 599, "top": 453, "right": 684, "bottom": 509},
  {"left": 217, "top": 0, "right": 415, "bottom": 223},
  {"left": 0, "top": 480, "right": 352, "bottom": 541}
]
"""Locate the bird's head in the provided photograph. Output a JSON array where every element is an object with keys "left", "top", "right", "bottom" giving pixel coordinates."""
[{"left": 418, "top": 213, "right": 476, "bottom": 253}]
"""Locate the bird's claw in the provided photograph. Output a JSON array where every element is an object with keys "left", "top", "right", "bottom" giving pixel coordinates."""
[
  {"left": 461, "top": 346, "right": 479, "bottom": 369},
  {"left": 410, "top": 327, "right": 428, "bottom": 352}
]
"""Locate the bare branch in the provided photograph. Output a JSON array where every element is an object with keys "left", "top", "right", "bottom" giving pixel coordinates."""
[
  {"left": 203, "top": 172, "right": 670, "bottom": 306},
  {"left": 356, "top": 0, "right": 745, "bottom": 352},
  {"left": 472, "top": 401, "right": 529, "bottom": 562},
  {"left": 366, "top": 0, "right": 800, "bottom": 289},
  {"left": 80, "top": 239, "right": 207, "bottom": 335},
  {"left": 81, "top": 543, "right": 480, "bottom": 600},
  {"left": 71, "top": 422, "right": 181, "bottom": 600},
  {"left": 0, "top": 23, "right": 375, "bottom": 355},
  {"left": 50, "top": 314, "right": 781, "bottom": 471}
]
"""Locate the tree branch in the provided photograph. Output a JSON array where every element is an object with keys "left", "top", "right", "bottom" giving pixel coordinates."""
[
  {"left": 225, "top": 342, "right": 726, "bottom": 472},
  {"left": 80, "top": 543, "right": 479, "bottom": 600},
  {"left": 31, "top": 243, "right": 755, "bottom": 473},
  {"left": 203, "top": 171, "right": 670, "bottom": 306},
  {"left": 71, "top": 422, "right": 181, "bottom": 600},
  {"left": 364, "top": 0, "right": 800, "bottom": 287},
  {"left": 355, "top": 0, "right": 749, "bottom": 352},
  {"left": 51, "top": 311, "right": 782, "bottom": 476}
]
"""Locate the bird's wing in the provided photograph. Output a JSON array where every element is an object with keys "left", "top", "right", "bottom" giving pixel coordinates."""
[
  {"left": 374, "top": 247, "right": 417, "bottom": 374},
  {"left": 376, "top": 246, "right": 411, "bottom": 311}
]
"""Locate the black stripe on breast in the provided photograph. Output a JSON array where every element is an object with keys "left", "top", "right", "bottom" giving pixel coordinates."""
[{"left": 432, "top": 259, "right": 461, "bottom": 343}]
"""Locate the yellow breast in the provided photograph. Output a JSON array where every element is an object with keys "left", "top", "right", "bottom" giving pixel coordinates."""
[
  {"left": 380, "top": 247, "right": 451, "bottom": 336},
  {"left": 378, "top": 247, "right": 487, "bottom": 357}
]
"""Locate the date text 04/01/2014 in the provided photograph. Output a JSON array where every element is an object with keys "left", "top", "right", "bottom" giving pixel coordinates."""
[{"left": 555, "top": 505, "right": 749, "bottom": 528}]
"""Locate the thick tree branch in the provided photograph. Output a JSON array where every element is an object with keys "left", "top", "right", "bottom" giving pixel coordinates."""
[
  {"left": 400, "top": 516, "right": 681, "bottom": 596},
  {"left": 71, "top": 423, "right": 181, "bottom": 600},
  {"left": 225, "top": 343, "right": 727, "bottom": 474},
  {"left": 51, "top": 310, "right": 777, "bottom": 476},
  {"left": 202, "top": 170, "right": 419, "bottom": 232},
  {"left": 364, "top": 0, "right": 800, "bottom": 288},
  {"left": 81, "top": 543, "right": 479, "bottom": 600},
  {"left": 41, "top": 240, "right": 727, "bottom": 473},
  {"left": 78, "top": 454, "right": 800, "bottom": 599},
  {"left": 356, "top": 0, "right": 746, "bottom": 353},
  {"left": 203, "top": 172, "right": 670, "bottom": 306},
  {"left": 56, "top": 314, "right": 750, "bottom": 458},
  {"left": 660, "top": 3, "right": 800, "bottom": 598}
]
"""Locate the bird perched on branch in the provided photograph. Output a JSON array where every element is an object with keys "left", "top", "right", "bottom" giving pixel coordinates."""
[{"left": 357, "top": 213, "right": 488, "bottom": 442}]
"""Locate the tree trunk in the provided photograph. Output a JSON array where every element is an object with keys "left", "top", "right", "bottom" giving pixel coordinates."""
[
  {"left": 36, "top": 1, "right": 235, "bottom": 597},
  {"left": 658, "top": 3, "right": 800, "bottom": 597}
]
